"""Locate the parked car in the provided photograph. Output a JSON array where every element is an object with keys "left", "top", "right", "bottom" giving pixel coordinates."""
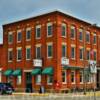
[{"left": 0, "top": 83, "right": 14, "bottom": 95}]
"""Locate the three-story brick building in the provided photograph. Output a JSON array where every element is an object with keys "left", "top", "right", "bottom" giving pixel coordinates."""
[{"left": 2, "top": 10, "right": 100, "bottom": 92}]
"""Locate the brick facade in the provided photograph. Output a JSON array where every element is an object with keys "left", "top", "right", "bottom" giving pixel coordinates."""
[{"left": 2, "top": 11, "right": 100, "bottom": 92}]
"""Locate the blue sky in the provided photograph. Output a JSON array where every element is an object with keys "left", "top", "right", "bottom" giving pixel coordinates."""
[{"left": 0, "top": 0, "right": 100, "bottom": 43}]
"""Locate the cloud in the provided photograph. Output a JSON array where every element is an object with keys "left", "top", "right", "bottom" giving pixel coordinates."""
[{"left": 0, "top": 0, "right": 100, "bottom": 43}]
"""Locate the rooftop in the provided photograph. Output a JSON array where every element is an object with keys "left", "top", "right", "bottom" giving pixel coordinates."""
[{"left": 3, "top": 9, "right": 100, "bottom": 29}]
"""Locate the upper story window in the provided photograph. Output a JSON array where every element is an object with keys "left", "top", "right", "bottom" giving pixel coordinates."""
[
  {"left": 36, "top": 44, "right": 41, "bottom": 59},
  {"left": 86, "top": 31, "right": 90, "bottom": 43},
  {"left": 71, "top": 45, "right": 75, "bottom": 59},
  {"left": 79, "top": 29, "right": 83, "bottom": 41},
  {"left": 93, "top": 51, "right": 97, "bottom": 61},
  {"left": 17, "top": 30, "right": 22, "bottom": 42},
  {"left": 93, "top": 33, "right": 97, "bottom": 44},
  {"left": 79, "top": 48, "right": 83, "bottom": 60},
  {"left": 8, "top": 32, "right": 13, "bottom": 44},
  {"left": 36, "top": 25, "right": 41, "bottom": 39},
  {"left": 47, "top": 23, "right": 53, "bottom": 37},
  {"left": 62, "top": 43, "right": 67, "bottom": 57},
  {"left": 86, "top": 50, "right": 90, "bottom": 60},
  {"left": 26, "top": 46, "right": 31, "bottom": 60},
  {"left": 47, "top": 43, "right": 53, "bottom": 58},
  {"left": 8, "top": 48, "right": 13, "bottom": 62},
  {"left": 70, "top": 26, "right": 76, "bottom": 39},
  {"left": 26, "top": 29, "right": 31, "bottom": 41},
  {"left": 17, "top": 47, "right": 22, "bottom": 61},
  {"left": 62, "top": 23, "right": 67, "bottom": 37}
]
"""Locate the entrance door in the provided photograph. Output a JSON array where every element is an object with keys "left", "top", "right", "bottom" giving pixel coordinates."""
[{"left": 25, "top": 72, "right": 32, "bottom": 93}]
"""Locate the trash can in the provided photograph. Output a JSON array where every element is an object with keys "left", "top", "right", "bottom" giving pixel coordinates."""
[{"left": 39, "top": 86, "right": 45, "bottom": 93}]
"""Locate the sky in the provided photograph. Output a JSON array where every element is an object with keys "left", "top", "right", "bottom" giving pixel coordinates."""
[{"left": 0, "top": 0, "right": 100, "bottom": 43}]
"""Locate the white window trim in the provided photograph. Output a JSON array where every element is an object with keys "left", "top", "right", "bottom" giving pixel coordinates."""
[
  {"left": 71, "top": 45, "right": 76, "bottom": 60},
  {"left": 47, "top": 42, "right": 53, "bottom": 59},
  {"left": 71, "top": 71, "right": 75, "bottom": 84},
  {"left": 8, "top": 32, "right": 13, "bottom": 44},
  {"left": 36, "top": 44, "right": 41, "bottom": 59},
  {"left": 47, "top": 22, "right": 53, "bottom": 37},
  {"left": 93, "top": 33, "right": 97, "bottom": 45},
  {"left": 71, "top": 26, "right": 76, "bottom": 39},
  {"left": 47, "top": 75, "right": 53, "bottom": 85},
  {"left": 86, "top": 49, "right": 90, "bottom": 61},
  {"left": 62, "top": 70, "right": 67, "bottom": 84},
  {"left": 79, "top": 47, "right": 83, "bottom": 60},
  {"left": 79, "top": 29, "right": 83, "bottom": 41},
  {"left": 17, "top": 47, "right": 22, "bottom": 62},
  {"left": 26, "top": 28, "right": 31, "bottom": 41},
  {"left": 26, "top": 46, "right": 31, "bottom": 60},
  {"left": 62, "top": 43, "right": 67, "bottom": 57},
  {"left": 62, "top": 23, "right": 67, "bottom": 38},
  {"left": 17, "top": 30, "right": 22, "bottom": 43},
  {"left": 36, "top": 25, "right": 41, "bottom": 39},
  {"left": 8, "top": 48, "right": 13, "bottom": 62},
  {"left": 86, "top": 31, "right": 90, "bottom": 43}
]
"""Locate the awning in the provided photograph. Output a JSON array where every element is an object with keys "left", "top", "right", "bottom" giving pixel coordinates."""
[
  {"left": 4, "top": 69, "right": 13, "bottom": 76},
  {"left": 63, "top": 66, "right": 83, "bottom": 70},
  {"left": 31, "top": 68, "right": 41, "bottom": 75},
  {"left": 42, "top": 67, "right": 53, "bottom": 75},
  {"left": 12, "top": 69, "right": 21, "bottom": 76}
]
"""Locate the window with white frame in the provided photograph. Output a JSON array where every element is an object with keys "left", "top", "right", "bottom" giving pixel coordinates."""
[
  {"left": 8, "top": 48, "right": 13, "bottom": 61},
  {"left": 86, "top": 50, "right": 90, "bottom": 60},
  {"left": 26, "top": 46, "right": 31, "bottom": 60},
  {"left": 47, "top": 43, "right": 53, "bottom": 58},
  {"left": 62, "top": 43, "right": 67, "bottom": 57},
  {"left": 71, "top": 46, "right": 75, "bottom": 59},
  {"left": 35, "top": 75, "right": 41, "bottom": 85},
  {"left": 79, "top": 29, "right": 83, "bottom": 41},
  {"left": 79, "top": 71, "right": 83, "bottom": 83},
  {"left": 93, "top": 33, "right": 97, "bottom": 44},
  {"left": 36, "top": 44, "right": 41, "bottom": 59},
  {"left": 62, "top": 23, "right": 66, "bottom": 37},
  {"left": 62, "top": 70, "right": 67, "bottom": 84},
  {"left": 70, "top": 26, "right": 76, "bottom": 39},
  {"left": 71, "top": 71, "right": 75, "bottom": 83},
  {"left": 86, "top": 31, "right": 90, "bottom": 43},
  {"left": 17, "top": 31, "right": 22, "bottom": 42},
  {"left": 17, "top": 76, "right": 22, "bottom": 85},
  {"left": 36, "top": 25, "right": 41, "bottom": 39},
  {"left": 94, "top": 51, "right": 97, "bottom": 61},
  {"left": 47, "top": 75, "right": 53, "bottom": 85},
  {"left": 79, "top": 48, "right": 83, "bottom": 60},
  {"left": 26, "top": 29, "right": 31, "bottom": 41},
  {"left": 47, "top": 23, "right": 53, "bottom": 37},
  {"left": 17, "top": 48, "right": 22, "bottom": 61},
  {"left": 8, "top": 32, "right": 13, "bottom": 44}
]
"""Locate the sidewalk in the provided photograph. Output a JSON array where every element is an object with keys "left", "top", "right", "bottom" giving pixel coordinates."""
[{"left": 12, "top": 91, "right": 100, "bottom": 97}]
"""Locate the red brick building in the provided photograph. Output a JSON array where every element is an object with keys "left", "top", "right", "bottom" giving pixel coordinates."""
[{"left": 2, "top": 10, "right": 100, "bottom": 92}]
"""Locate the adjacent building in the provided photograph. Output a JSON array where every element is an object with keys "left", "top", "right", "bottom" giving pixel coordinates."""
[{"left": 2, "top": 10, "right": 100, "bottom": 92}]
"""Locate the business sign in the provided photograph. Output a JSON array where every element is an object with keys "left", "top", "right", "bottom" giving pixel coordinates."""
[
  {"left": 89, "top": 60, "right": 97, "bottom": 74},
  {"left": 33, "top": 59, "right": 42, "bottom": 67},
  {"left": 61, "top": 57, "right": 69, "bottom": 65}
]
